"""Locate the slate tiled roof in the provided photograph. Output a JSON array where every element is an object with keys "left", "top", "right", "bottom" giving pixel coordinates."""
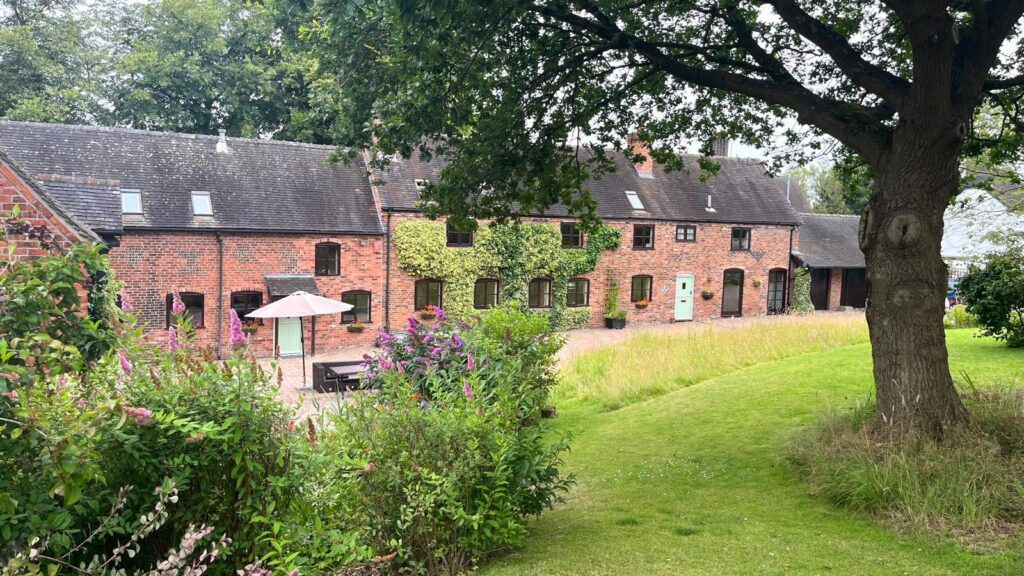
[
  {"left": 0, "top": 148, "right": 100, "bottom": 241},
  {"left": 265, "top": 274, "right": 320, "bottom": 297},
  {"left": 794, "top": 213, "right": 865, "bottom": 268},
  {"left": 39, "top": 179, "right": 123, "bottom": 234},
  {"left": 0, "top": 121, "right": 383, "bottom": 235},
  {"left": 373, "top": 149, "right": 803, "bottom": 226}
]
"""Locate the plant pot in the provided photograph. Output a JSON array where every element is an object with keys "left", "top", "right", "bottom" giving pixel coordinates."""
[
  {"left": 347, "top": 325, "right": 365, "bottom": 333},
  {"left": 701, "top": 292, "right": 715, "bottom": 300},
  {"left": 605, "top": 317, "right": 626, "bottom": 329},
  {"left": 419, "top": 312, "right": 437, "bottom": 321},
  {"left": 634, "top": 302, "right": 649, "bottom": 310}
]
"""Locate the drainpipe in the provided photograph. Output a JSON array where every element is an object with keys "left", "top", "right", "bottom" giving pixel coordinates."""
[
  {"left": 216, "top": 232, "right": 224, "bottom": 360},
  {"left": 786, "top": 225, "right": 795, "bottom": 309},
  {"left": 384, "top": 208, "right": 393, "bottom": 333}
]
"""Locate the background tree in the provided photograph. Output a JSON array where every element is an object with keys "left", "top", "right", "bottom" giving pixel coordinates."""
[
  {"left": 307, "top": 0, "right": 1024, "bottom": 437},
  {"left": 789, "top": 164, "right": 869, "bottom": 214},
  {"left": 0, "top": 0, "right": 108, "bottom": 123},
  {"left": 957, "top": 245, "right": 1024, "bottom": 348}
]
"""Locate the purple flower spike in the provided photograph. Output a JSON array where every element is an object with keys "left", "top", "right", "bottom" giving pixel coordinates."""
[
  {"left": 168, "top": 327, "right": 179, "bottom": 352},
  {"left": 118, "top": 351, "right": 133, "bottom": 375},
  {"left": 118, "top": 289, "right": 132, "bottom": 312},
  {"left": 463, "top": 379, "right": 473, "bottom": 399},
  {"left": 407, "top": 316, "right": 419, "bottom": 332},
  {"left": 172, "top": 293, "right": 186, "bottom": 314},
  {"left": 431, "top": 347, "right": 443, "bottom": 357},
  {"left": 451, "top": 332, "right": 464, "bottom": 348},
  {"left": 467, "top": 354, "right": 476, "bottom": 370},
  {"left": 434, "top": 306, "right": 447, "bottom": 322},
  {"left": 229, "top": 309, "right": 248, "bottom": 348}
]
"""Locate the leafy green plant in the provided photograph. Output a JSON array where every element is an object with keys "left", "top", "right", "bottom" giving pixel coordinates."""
[
  {"left": 392, "top": 220, "right": 618, "bottom": 330},
  {"left": 790, "top": 268, "right": 814, "bottom": 314},
  {"left": 957, "top": 250, "right": 1024, "bottom": 347},
  {"left": 943, "top": 305, "right": 979, "bottom": 330}
]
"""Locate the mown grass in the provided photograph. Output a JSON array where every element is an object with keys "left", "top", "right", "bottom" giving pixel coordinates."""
[
  {"left": 482, "top": 324, "right": 1024, "bottom": 576},
  {"left": 556, "top": 314, "right": 868, "bottom": 410}
]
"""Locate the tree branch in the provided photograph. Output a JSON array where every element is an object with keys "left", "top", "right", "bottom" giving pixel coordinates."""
[
  {"left": 528, "top": 1, "right": 891, "bottom": 166},
  {"left": 761, "top": 0, "right": 911, "bottom": 109},
  {"left": 984, "top": 75, "right": 1024, "bottom": 92}
]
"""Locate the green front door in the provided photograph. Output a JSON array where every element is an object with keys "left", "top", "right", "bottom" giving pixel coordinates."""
[
  {"left": 674, "top": 274, "right": 695, "bottom": 321},
  {"left": 275, "top": 317, "right": 303, "bottom": 356}
]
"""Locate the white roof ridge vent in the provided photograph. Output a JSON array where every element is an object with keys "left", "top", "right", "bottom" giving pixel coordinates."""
[
  {"left": 705, "top": 194, "right": 717, "bottom": 213},
  {"left": 624, "top": 190, "right": 645, "bottom": 210},
  {"left": 215, "top": 129, "right": 229, "bottom": 154}
]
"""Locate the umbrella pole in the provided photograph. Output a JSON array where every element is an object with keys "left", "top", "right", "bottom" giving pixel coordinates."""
[{"left": 301, "top": 316, "right": 307, "bottom": 386}]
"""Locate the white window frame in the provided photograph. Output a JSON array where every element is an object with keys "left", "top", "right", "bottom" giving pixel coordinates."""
[
  {"left": 121, "top": 189, "right": 142, "bottom": 214},
  {"left": 191, "top": 191, "right": 213, "bottom": 216},
  {"left": 624, "top": 190, "right": 645, "bottom": 210}
]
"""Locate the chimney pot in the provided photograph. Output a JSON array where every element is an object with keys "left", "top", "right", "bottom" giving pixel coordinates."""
[{"left": 628, "top": 133, "right": 655, "bottom": 179}]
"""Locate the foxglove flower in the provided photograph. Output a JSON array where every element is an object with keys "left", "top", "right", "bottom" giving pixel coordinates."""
[
  {"left": 229, "top": 309, "right": 248, "bottom": 348},
  {"left": 118, "top": 351, "right": 133, "bottom": 375}
]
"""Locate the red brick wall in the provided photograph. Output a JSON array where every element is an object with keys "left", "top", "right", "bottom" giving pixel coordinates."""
[
  {"left": 383, "top": 212, "right": 796, "bottom": 329},
  {"left": 108, "top": 231, "right": 385, "bottom": 357},
  {"left": 0, "top": 161, "right": 87, "bottom": 260}
]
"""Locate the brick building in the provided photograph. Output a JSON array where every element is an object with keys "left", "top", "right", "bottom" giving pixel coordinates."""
[
  {"left": 372, "top": 142, "right": 803, "bottom": 329},
  {"left": 792, "top": 213, "right": 868, "bottom": 310},
  {"left": 0, "top": 122, "right": 384, "bottom": 358},
  {"left": 2, "top": 120, "right": 815, "bottom": 357},
  {"left": 1, "top": 149, "right": 98, "bottom": 260}
]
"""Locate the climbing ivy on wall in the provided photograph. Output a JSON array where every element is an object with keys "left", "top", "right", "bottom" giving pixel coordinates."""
[
  {"left": 791, "top": 267, "right": 814, "bottom": 314},
  {"left": 393, "top": 220, "right": 620, "bottom": 330}
]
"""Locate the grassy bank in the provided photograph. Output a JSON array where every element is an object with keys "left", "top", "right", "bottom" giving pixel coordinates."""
[
  {"left": 483, "top": 326, "right": 1024, "bottom": 575},
  {"left": 557, "top": 314, "right": 868, "bottom": 410}
]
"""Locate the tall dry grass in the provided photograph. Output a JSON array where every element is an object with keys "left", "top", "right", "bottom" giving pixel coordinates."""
[{"left": 556, "top": 315, "right": 868, "bottom": 409}]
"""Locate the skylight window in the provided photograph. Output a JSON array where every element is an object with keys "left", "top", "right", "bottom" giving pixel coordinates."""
[
  {"left": 121, "top": 190, "right": 142, "bottom": 214},
  {"left": 191, "top": 191, "right": 213, "bottom": 216},
  {"left": 624, "top": 190, "right": 645, "bottom": 210}
]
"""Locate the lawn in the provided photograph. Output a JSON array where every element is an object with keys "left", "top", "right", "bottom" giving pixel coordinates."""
[{"left": 484, "top": 322, "right": 1024, "bottom": 575}]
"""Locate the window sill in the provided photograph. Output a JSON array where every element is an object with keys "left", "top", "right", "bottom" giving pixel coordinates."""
[{"left": 632, "top": 246, "right": 655, "bottom": 251}]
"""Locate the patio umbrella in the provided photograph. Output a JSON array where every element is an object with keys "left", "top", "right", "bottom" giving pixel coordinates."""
[{"left": 246, "top": 291, "right": 353, "bottom": 386}]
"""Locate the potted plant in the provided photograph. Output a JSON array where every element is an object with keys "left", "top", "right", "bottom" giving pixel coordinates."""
[
  {"left": 634, "top": 299, "right": 650, "bottom": 309},
  {"left": 701, "top": 290, "right": 715, "bottom": 300},
  {"left": 419, "top": 306, "right": 438, "bottom": 320},
  {"left": 751, "top": 278, "right": 762, "bottom": 288},
  {"left": 604, "top": 283, "right": 628, "bottom": 329},
  {"left": 604, "top": 310, "right": 628, "bottom": 329},
  {"left": 241, "top": 320, "right": 259, "bottom": 337},
  {"left": 347, "top": 321, "right": 366, "bottom": 333}
]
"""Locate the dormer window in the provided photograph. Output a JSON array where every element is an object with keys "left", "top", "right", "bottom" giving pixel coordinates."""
[
  {"left": 191, "top": 191, "right": 213, "bottom": 216},
  {"left": 624, "top": 190, "right": 645, "bottom": 210},
  {"left": 121, "top": 190, "right": 142, "bottom": 214},
  {"left": 414, "top": 179, "right": 429, "bottom": 196}
]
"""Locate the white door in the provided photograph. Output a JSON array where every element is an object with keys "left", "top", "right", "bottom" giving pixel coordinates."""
[
  {"left": 275, "top": 317, "right": 303, "bottom": 356},
  {"left": 675, "top": 274, "right": 695, "bottom": 321}
]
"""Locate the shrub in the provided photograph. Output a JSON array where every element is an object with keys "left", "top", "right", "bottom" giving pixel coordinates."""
[
  {"left": 789, "top": 386, "right": 1024, "bottom": 546},
  {"left": 790, "top": 268, "right": 814, "bottom": 314},
  {"left": 957, "top": 249, "right": 1024, "bottom": 347},
  {"left": 943, "top": 304, "right": 979, "bottom": 329}
]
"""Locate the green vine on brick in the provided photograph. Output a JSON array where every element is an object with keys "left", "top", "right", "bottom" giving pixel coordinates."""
[{"left": 393, "top": 220, "right": 620, "bottom": 330}]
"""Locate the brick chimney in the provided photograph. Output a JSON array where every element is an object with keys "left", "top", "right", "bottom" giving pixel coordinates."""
[
  {"left": 712, "top": 138, "right": 730, "bottom": 157},
  {"left": 627, "top": 133, "right": 655, "bottom": 179}
]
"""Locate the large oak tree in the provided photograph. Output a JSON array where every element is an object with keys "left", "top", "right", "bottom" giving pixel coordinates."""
[{"left": 308, "top": 0, "right": 1024, "bottom": 438}]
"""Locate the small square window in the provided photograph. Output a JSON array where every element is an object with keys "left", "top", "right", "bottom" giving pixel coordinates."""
[
  {"left": 121, "top": 190, "right": 142, "bottom": 214},
  {"left": 676, "top": 225, "right": 697, "bottom": 242},
  {"left": 624, "top": 190, "right": 645, "bottom": 210},
  {"left": 631, "top": 276, "right": 653, "bottom": 303},
  {"left": 191, "top": 191, "right": 213, "bottom": 216},
  {"left": 731, "top": 228, "right": 751, "bottom": 251},
  {"left": 528, "top": 278, "right": 552, "bottom": 308},
  {"left": 561, "top": 222, "right": 583, "bottom": 248},
  {"left": 473, "top": 279, "right": 500, "bottom": 309},
  {"left": 415, "top": 279, "right": 443, "bottom": 310},
  {"left": 566, "top": 278, "right": 590, "bottom": 307},
  {"left": 315, "top": 243, "right": 341, "bottom": 276},
  {"left": 342, "top": 291, "right": 372, "bottom": 323},
  {"left": 446, "top": 222, "right": 474, "bottom": 247},
  {"left": 633, "top": 225, "right": 655, "bottom": 249},
  {"left": 166, "top": 292, "right": 204, "bottom": 328}
]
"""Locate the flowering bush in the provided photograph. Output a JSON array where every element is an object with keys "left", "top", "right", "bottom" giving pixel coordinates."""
[{"left": 310, "top": 309, "right": 573, "bottom": 574}]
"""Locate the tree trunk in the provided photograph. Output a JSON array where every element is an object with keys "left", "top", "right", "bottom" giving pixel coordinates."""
[{"left": 860, "top": 125, "right": 969, "bottom": 439}]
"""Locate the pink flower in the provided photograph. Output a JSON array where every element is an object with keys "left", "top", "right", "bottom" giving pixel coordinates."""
[
  {"left": 463, "top": 379, "right": 473, "bottom": 399},
  {"left": 118, "top": 289, "right": 132, "bottom": 312},
  {"left": 396, "top": 361, "right": 405, "bottom": 374},
  {"left": 118, "top": 351, "right": 132, "bottom": 375},
  {"left": 466, "top": 354, "right": 476, "bottom": 370},
  {"left": 229, "top": 309, "right": 248, "bottom": 348},
  {"left": 2, "top": 390, "right": 18, "bottom": 400},
  {"left": 185, "top": 434, "right": 205, "bottom": 444},
  {"left": 172, "top": 293, "right": 186, "bottom": 314},
  {"left": 168, "top": 327, "right": 179, "bottom": 352},
  {"left": 289, "top": 570, "right": 300, "bottom": 576},
  {"left": 123, "top": 406, "right": 153, "bottom": 425},
  {"left": 0, "top": 372, "right": 18, "bottom": 382},
  {"left": 432, "top": 306, "right": 447, "bottom": 322}
]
